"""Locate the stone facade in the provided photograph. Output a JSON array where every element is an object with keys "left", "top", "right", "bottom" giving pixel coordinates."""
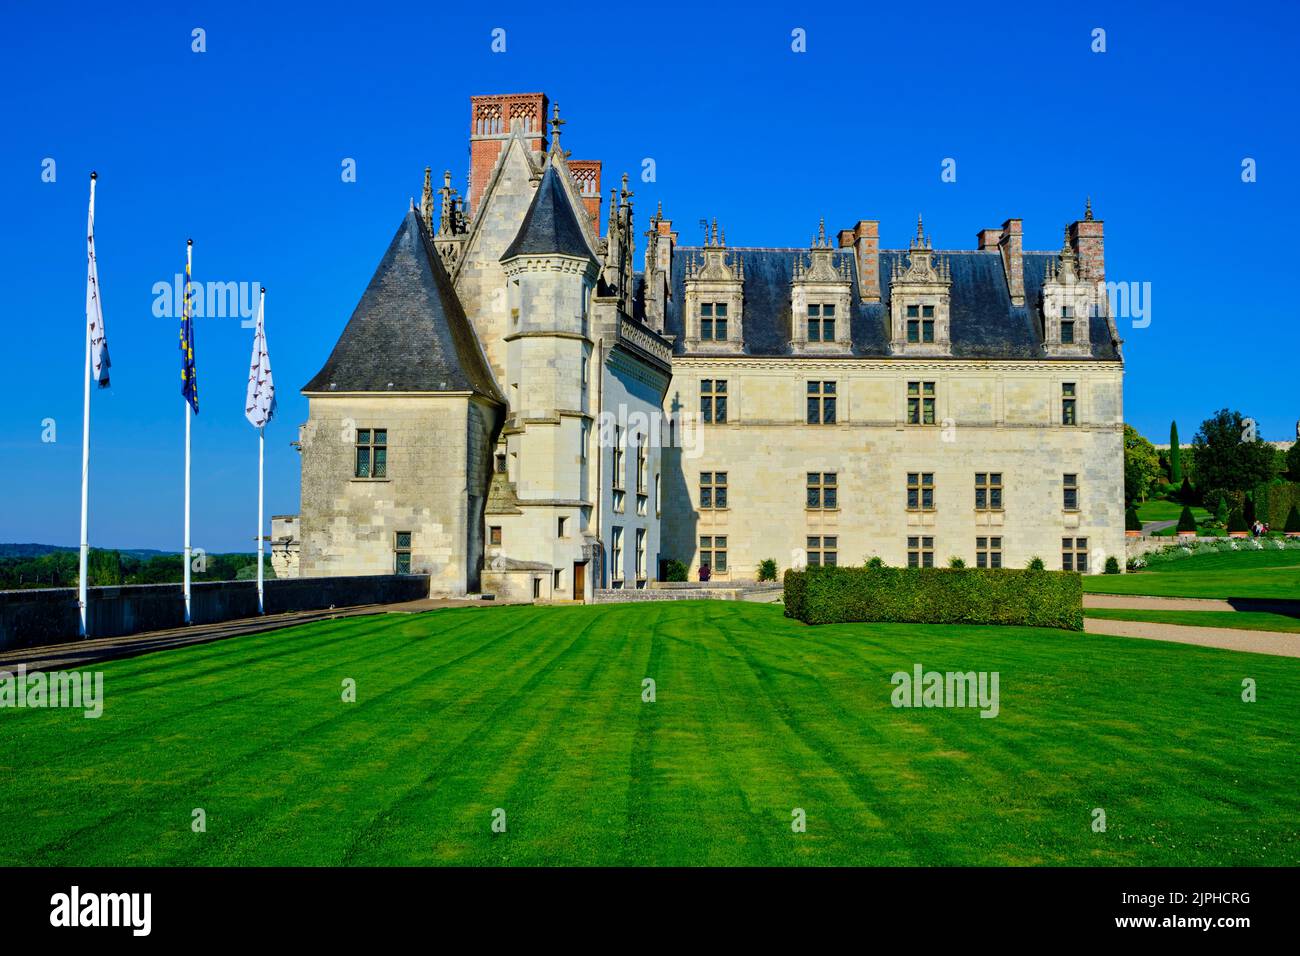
[{"left": 291, "top": 91, "right": 1126, "bottom": 601}]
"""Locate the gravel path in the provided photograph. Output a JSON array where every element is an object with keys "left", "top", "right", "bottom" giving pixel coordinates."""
[{"left": 1084, "top": 617, "right": 1300, "bottom": 658}]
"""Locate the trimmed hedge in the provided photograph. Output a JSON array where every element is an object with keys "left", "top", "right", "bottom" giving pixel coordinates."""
[
  {"left": 1252, "top": 480, "right": 1300, "bottom": 529},
  {"left": 782, "top": 565, "right": 1082, "bottom": 631}
]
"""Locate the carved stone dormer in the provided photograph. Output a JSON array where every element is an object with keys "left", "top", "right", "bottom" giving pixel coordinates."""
[
  {"left": 1041, "top": 226, "right": 1098, "bottom": 357},
  {"left": 791, "top": 219, "right": 853, "bottom": 351},
  {"left": 889, "top": 215, "right": 952, "bottom": 355},
  {"left": 432, "top": 169, "right": 469, "bottom": 271},
  {"left": 683, "top": 219, "right": 744, "bottom": 352}
]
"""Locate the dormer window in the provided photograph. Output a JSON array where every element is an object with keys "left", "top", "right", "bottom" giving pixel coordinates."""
[
  {"left": 1042, "top": 230, "right": 1097, "bottom": 356},
  {"left": 700, "top": 302, "right": 728, "bottom": 341},
  {"left": 807, "top": 304, "right": 836, "bottom": 342},
  {"left": 889, "top": 217, "right": 952, "bottom": 354},
  {"left": 905, "top": 304, "right": 936, "bottom": 343}
]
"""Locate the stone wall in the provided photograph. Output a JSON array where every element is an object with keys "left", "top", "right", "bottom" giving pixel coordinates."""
[
  {"left": 0, "top": 574, "right": 431, "bottom": 652},
  {"left": 661, "top": 357, "right": 1127, "bottom": 577}
]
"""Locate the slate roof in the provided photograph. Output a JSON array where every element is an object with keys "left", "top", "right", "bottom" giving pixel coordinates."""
[
  {"left": 661, "top": 248, "right": 1120, "bottom": 361},
  {"left": 500, "top": 163, "right": 595, "bottom": 263},
  {"left": 303, "top": 209, "right": 502, "bottom": 399}
]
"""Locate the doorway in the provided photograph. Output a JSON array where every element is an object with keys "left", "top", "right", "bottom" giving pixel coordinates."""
[{"left": 572, "top": 561, "right": 586, "bottom": 603}]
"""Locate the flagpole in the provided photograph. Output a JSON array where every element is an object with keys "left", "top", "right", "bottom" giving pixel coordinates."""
[
  {"left": 257, "top": 288, "right": 266, "bottom": 615},
  {"left": 183, "top": 238, "right": 193, "bottom": 625},
  {"left": 78, "top": 171, "right": 96, "bottom": 638}
]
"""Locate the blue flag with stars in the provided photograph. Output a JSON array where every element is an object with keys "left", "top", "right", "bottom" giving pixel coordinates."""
[{"left": 180, "top": 256, "right": 198, "bottom": 413}]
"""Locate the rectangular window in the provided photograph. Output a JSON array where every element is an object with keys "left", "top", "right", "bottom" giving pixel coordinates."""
[
  {"left": 533, "top": 577, "right": 541, "bottom": 599},
  {"left": 1063, "top": 473, "right": 1079, "bottom": 511},
  {"left": 580, "top": 420, "right": 590, "bottom": 462},
  {"left": 907, "top": 536, "right": 934, "bottom": 568},
  {"left": 1061, "top": 320, "right": 1075, "bottom": 345},
  {"left": 922, "top": 304, "right": 935, "bottom": 343},
  {"left": 700, "top": 302, "right": 728, "bottom": 341},
  {"left": 700, "top": 535, "right": 728, "bottom": 573},
  {"left": 974, "top": 472, "right": 1003, "bottom": 511},
  {"left": 906, "top": 381, "right": 936, "bottom": 425},
  {"left": 906, "top": 306, "right": 934, "bottom": 343},
  {"left": 489, "top": 525, "right": 502, "bottom": 546},
  {"left": 976, "top": 536, "right": 1002, "bottom": 569},
  {"left": 699, "top": 471, "right": 728, "bottom": 510},
  {"left": 394, "top": 530, "right": 411, "bottom": 574},
  {"left": 611, "top": 527, "right": 623, "bottom": 581},
  {"left": 558, "top": 516, "right": 569, "bottom": 538},
  {"left": 806, "top": 472, "right": 838, "bottom": 510},
  {"left": 553, "top": 568, "right": 563, "bottom": 591},
  {"left": 806, "top": 535, "right": 838, "bottom": 567},
  {"left": 700, "top": 379, "right": 728, "bottom": 424},
  {"left": 1062, "top": 537, "right": 1089, "bottom": 572},
  {"left": 612, "top": 426, "right": 624, "bottom": 489},
  {"left": 906, "top": 472, "right": 935, "bottom": 511},
  {"left": 806, "top": 381, "right": 837, "bottom": 424},
  {"left": 634, "top": 434, "right": 644, "bottom": 494},
  {"left": 808, "top": 303, "right": 835, "bottom": 342},
  {"left": 613, "top": 489, "right": 625, "bottom": 514},
  {"left": 355, "top": 428, "right": 388, "bottom": 478},
  {"left": 1062, "top": 383, "right": 1077, "bottom": 425},
  {"left": 636, "top": 529, "right": 646, "bottom": 580}
]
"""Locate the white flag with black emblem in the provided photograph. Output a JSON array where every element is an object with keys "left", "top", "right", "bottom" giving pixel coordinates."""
[
  {"left": 86, "top": 175, "right": 110, "bottom": 387},
  {"left": 244, "top": 289, "right": 276, "bottom": 428}
]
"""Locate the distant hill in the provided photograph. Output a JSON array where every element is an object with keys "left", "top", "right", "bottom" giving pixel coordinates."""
[{"left": 0, "top": 543, "right": 178, "bottom": 560}]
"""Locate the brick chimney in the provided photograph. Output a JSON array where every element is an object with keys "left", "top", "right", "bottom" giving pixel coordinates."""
[
  {"left": 568, "top": 160, "right": 602, "bottom": 234},
  {"left": 997, "top": 218, "right": 1024, "bottom": 305},
  {"left": 976, "top": 228, "right": 1003, "bottom": 250},
  {"left": 468, "top": 92, "right": 548, "bottom": 218},
  {"left": 841, "top": 220, "right": 880, "bottom": 302},
  {"left": 1067, "top": 199, "right": 1104, "bottom": 282}
]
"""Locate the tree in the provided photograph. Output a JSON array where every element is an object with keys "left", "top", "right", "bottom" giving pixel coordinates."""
[
  {"left": 1214, "top": 494, "right": 1230, "bottom": 525},
  {"left": 1169, "top": 420, "right": 1183, "bottom": 484},
  {"left": 1123, "top": 425, "right": 1159, "bottom": 504},
  {"left": 1285, "top": 505, "right": 1300, "bottom": 534},
  {"left": 1192, "top": 408, "right": 1277, "bottom": 493},
  {"left": 1244, "top": 494, "right": 1256, "bottom": 526},
  {"left": 1287, "top": 440, "right": 1300, "bottom": 481},
  {"left": 1125, "top": 505, "right": 1142, "bottom": 532},
  {"left": 1176, "top": 505, "right": 1197, "bottom": 533},
  {"left": 1179, "top": 476, "right": 1195, "bottom": 504},
  {"left": 757, "top": 558, "right": 777, "bottom": 582}
]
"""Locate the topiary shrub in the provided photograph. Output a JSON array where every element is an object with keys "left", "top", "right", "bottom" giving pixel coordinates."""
[
  {"left": 757, "top": 558, "right": 778, "bottom": 582},
  {"left": 865, "top": 556, "right": 885, "bottom": 569},
  {"left": 1285, "top": 505, "right": 1300, "bottom": 534},
  {"left": 1027, "top": 556, "right": 1045, "bottom": 571},
  {"left": 1179, "top": 476, "right": 1195, "bottom": 504},
  {"left": 1214, "top": 494, "right": 1230, "bottom": 526},
  {"left": 783, "top": 565, "right": 1082, "bottom": 630},
  {"left": 1227, "top": 507, "right": 1248, "bottom": 533},
  {"left": 1125, "top": 506, "right": 1142, "bottom": 532},
  {"left": 664, "top": 559, "right": 688, "bottom": 582},
  {"left": 948, "top": 556, "right": 965, "bottom": 569},
  {"left": 1104, "top": 555, "right": 1121, "bottom": 574},
  {"left": 1176, "top": 505, "right": 1198, "bottom": 533}
]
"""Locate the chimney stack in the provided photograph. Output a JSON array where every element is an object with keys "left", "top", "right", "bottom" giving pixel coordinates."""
[
  {"left": 977, "top": 228, "right": 1003, "bottom": 250},
  {"left": 568, "top": 160, "right": 603, "bottom": 234},
  {"left": 1067, "top": 199, "right": 1104, "bottom": 282},
  {"left": 468, "top": 92, "right": 548, "bottom": 218},
  {"left": 998, "top": 218, "right": 1024, "bottom": 305},
  {"left": 843, "top": 220, "right": 880, "bottom": 302}
]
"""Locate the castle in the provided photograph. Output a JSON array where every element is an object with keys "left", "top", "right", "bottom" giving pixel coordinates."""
[{"left": 288, "top": 91, "right": 1126, "bottom": 600}]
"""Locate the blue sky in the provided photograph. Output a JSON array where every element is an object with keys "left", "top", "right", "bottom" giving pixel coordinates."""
[{"left": 1, "top": 0, "right": 1296, "bottom": 551}]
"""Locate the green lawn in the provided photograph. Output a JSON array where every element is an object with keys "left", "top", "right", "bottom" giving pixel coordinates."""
[
  {"left": 1085, "top": 608, "right": 1300, "bottom": 633},
  {"left": 1, "top": 601, "right": 1296, "bottom": 866},
  {"left": 1085, "top": 547, "right": 1300, "bottom": 600},
  {"left": 1136, "top": 499, "right": 1212, "bottom": 525}
]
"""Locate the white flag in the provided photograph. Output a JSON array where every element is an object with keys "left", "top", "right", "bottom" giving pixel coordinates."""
[
  {"left": 86, "top": 179, "right": 110, "bottom": 387},
  {"left": 244, "top": 291, "right": 276, "bottom": 428}
]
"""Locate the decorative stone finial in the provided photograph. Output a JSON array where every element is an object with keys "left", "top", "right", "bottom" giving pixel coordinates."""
[
  {"left": 1085, "top": 196, "right": 1093, "bottom": 221},
  {"left": 549, "top": 103, "right": 565, "bottom": 151}
]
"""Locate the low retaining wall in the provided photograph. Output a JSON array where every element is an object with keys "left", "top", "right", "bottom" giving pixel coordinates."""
[
  {"left": 0, "top": 574, "right": 431, "bottom": 651},
  {"left": 594, "top": 588, "right": 741, "bottom": 603}
]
